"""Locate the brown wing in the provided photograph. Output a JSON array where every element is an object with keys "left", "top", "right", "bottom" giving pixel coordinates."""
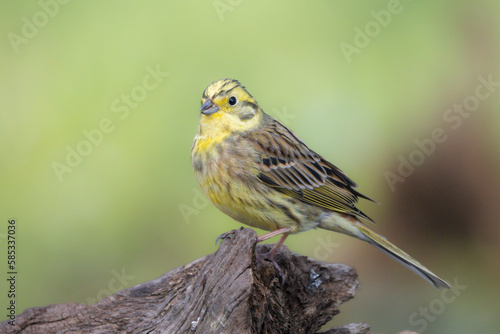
[{"left": 243, "top": 116, "right": 376, "bottom": 223}]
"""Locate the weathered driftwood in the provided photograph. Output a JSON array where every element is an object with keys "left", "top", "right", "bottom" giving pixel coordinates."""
[{"left": 1, "top": 228, "right": 372, "bottom": 334}]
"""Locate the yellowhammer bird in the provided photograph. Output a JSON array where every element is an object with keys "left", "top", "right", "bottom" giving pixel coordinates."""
[{"left": 191, "top": 78, "right": 450, "bottom": 289}]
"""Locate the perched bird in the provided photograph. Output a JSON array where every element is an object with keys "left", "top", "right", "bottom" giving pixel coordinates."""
[{"left": 191, "top": 78, "right": 450, "bottom": 289}]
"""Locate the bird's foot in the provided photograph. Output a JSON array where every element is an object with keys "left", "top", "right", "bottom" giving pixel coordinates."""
[
  {"left": 256, "top": 247, "right": 286, "bottom": 284},
  {"left": 255, "top": 231, "right": 290, "bottom": 284},
  {"left": 215, "top": 227, "right": 244, "bottom": 245}
]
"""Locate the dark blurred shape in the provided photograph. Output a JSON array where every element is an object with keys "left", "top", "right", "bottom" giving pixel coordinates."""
[
  {"left": 389, "top": 0, "right": 500, "bottom": 266},
  {"left": 389, "top": 120, "right": 500, "bottom": 248}
]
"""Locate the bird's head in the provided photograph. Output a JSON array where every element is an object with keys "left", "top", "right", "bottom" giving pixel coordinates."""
[{"left": 198, "top": 79, "right": 263, "bottom": 135}]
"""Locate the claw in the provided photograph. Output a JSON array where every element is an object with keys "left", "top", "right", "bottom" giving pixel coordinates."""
[
  {"left": 215, "top": 227, "right": 244, "bottom": 245},
  {"left": 273, "top": 260, "right": 286, "bottom": 285},
  {"left": 215, "top": 229, "right": 236, "bottom": 245},
  {"left": 256, "top": 247, "right": 286, "bottom": 284},
  {"left": 255, "top": 230, "right": 291, "bottom": 284}
]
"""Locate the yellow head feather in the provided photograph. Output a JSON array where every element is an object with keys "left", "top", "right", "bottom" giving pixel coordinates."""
[{"left": 197, "top": 79, "right": 263, "bottom": 144}]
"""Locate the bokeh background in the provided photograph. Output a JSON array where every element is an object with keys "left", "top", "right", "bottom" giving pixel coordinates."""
[{"left": 1, "top": 1, "right": 500, "bottom": 333}]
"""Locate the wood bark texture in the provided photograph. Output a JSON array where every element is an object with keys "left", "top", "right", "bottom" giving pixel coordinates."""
[{"left": 1, "top": 228, "right": 372, "bottom": 334}]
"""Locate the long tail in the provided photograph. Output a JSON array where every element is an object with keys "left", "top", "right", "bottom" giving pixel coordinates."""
[{"left": 319, "top": 218, "right": 451, "bottom": 289}]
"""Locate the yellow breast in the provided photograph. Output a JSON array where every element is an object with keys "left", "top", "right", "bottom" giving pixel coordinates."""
[{"left": 192, "top": 134, "right": 281, "bottom": 231}]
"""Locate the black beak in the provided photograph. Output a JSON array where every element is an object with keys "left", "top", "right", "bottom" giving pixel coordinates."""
[{"left": 200, "top": 99, "right": 220, "bottom": 116}]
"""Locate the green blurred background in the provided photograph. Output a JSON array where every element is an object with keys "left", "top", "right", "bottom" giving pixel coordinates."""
[{"left": 2, "top": 1, "right": 500, "bottom": 333}]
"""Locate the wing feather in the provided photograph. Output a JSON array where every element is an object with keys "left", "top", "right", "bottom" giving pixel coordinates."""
[{"left": 244, "top": 116, "right": 376, "bottom": 223}]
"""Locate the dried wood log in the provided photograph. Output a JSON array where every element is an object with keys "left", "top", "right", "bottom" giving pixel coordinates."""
[{"left": 1, "top": 228, "right": 370, "bottom": 334}]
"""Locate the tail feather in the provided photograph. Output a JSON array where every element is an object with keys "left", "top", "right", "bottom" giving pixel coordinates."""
[{"left": 356, "top": 224, "right": 450, "bottom": 289}]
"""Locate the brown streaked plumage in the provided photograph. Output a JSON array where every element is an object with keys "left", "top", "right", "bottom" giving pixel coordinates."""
[
  {"left": 191, "top": 78, "right": 450, "bottom": 289},
  {"left": 243, "top": 116, "right": 376, "bottom": 224}
]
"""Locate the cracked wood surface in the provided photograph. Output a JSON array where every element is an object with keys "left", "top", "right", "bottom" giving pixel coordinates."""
[{"left": 1, "top": 228, "right": 368, "bottom": 334}]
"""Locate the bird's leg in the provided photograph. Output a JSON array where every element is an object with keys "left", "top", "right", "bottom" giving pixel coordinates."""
[
  {"left": 256, "top": 227, "right": 291, "bottom": 283},
  {"left": 266, "top": 233, "right": 289, "bottom": 258},
  {"left": 257, "top": 227, "right": 292, "bottom": 243}
]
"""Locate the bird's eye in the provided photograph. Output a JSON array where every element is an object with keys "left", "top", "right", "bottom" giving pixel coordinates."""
[{"left": 228, "top": 96, "right": 237, "bottom": 106}]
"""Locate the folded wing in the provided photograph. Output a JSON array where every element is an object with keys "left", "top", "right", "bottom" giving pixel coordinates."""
[{"left": 243, "top": 116, "right": 376, "bottom": 223}]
